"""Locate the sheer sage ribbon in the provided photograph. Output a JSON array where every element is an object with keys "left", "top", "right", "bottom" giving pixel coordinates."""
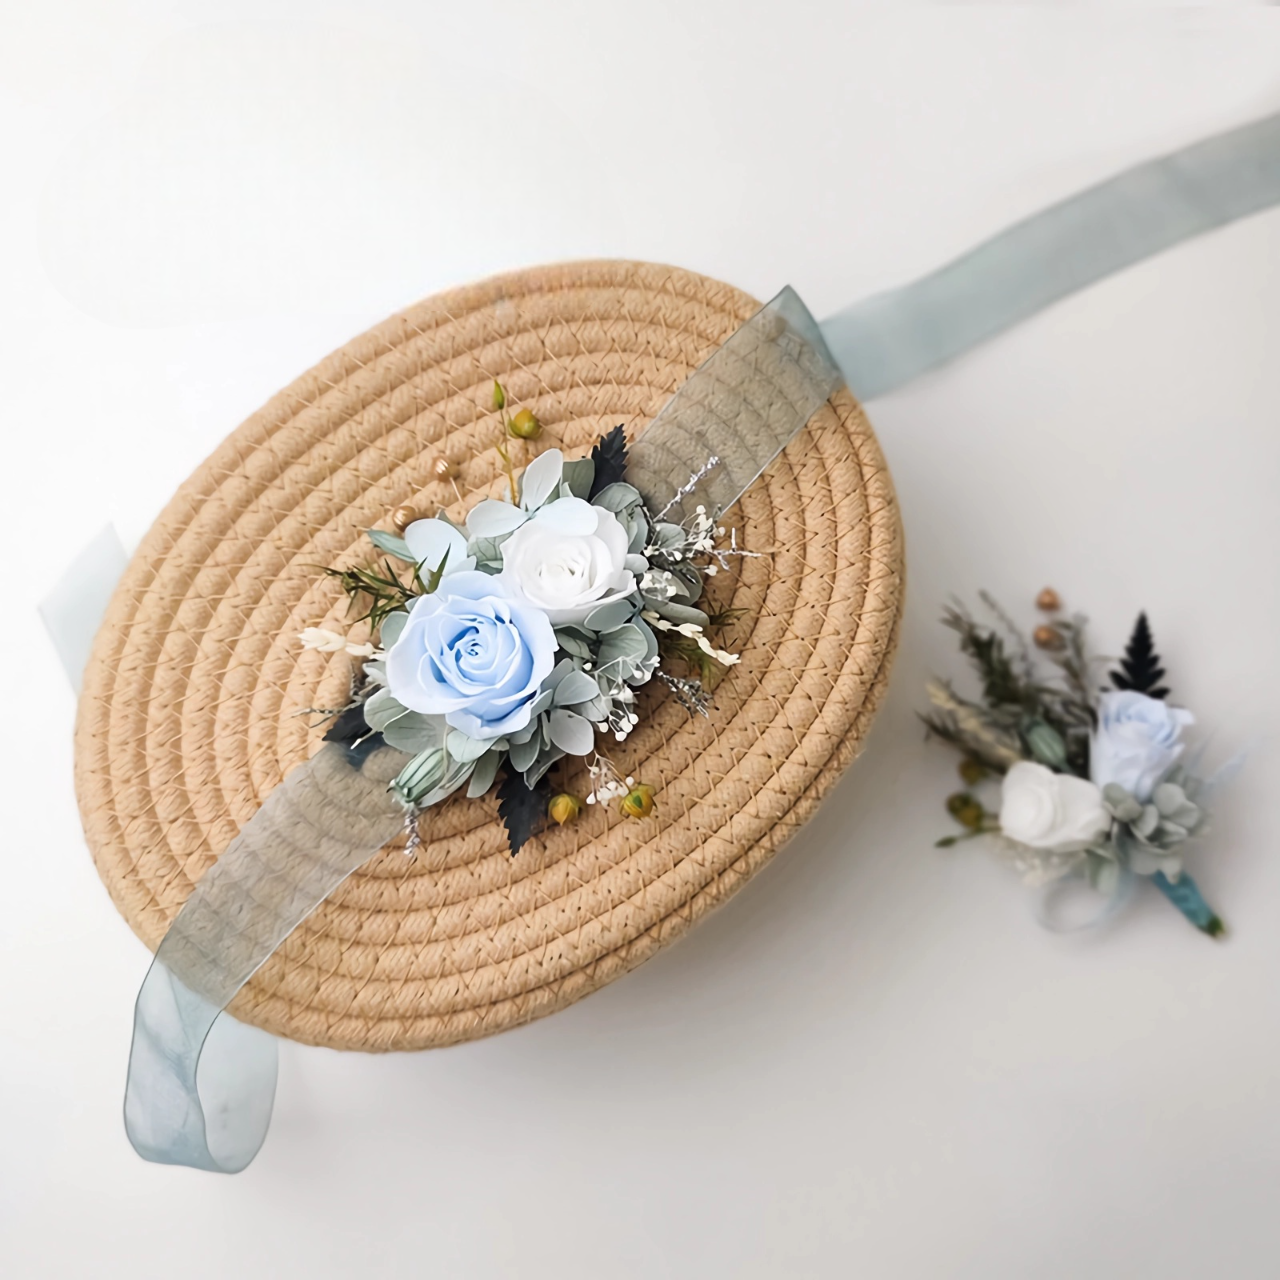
[
  {"left": 120, "top": 288, "right": 845, "bottom": 1172},
  {"left": 38, "top": 108, "right": 1280, "bottom": 1172}
]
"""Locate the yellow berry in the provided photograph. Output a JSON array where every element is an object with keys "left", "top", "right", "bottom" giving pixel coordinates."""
[
  {"left": 548, "top": 793, "right": 583, "bottom": 826},
  {"left": 618, "top": 783, "right": 656, "bottom": 819},
  {"left": 508, "top": 408, "right": 542, "bottom": 440}
]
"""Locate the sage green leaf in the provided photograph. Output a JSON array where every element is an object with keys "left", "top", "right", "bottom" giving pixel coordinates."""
[
  {"left": 525, "top": 747, "right": 565, "bottom": 787},
  {"left": 509, "top": 732, "right": 542, "bottom": 773},
  {"left": 415, "top": 757, "right": 476, "bottom": 809},
  {"left": 362, "top": 687, "right": 411, "bottom": 734},
  {"left": 591, "top": 482, "right": 643, "bottom": 513},
  {"left": 571, "top": 694, "right": 610, "bottom": 724},
  {"left": 596, "top": 624, "right": 647, "bottom": 676},
  {"left": 366, "top": 528, "right": 416, "bottom": 562},
  {"left": 560, "top": 457, "right": 595, "bottom": 500},
  {"left": 553, "top": 670, "right": 601, "bottom": 707},
  {"left": 548, "top": 708, "right": 594, "bottom": 755},
  {"left": 543, "top": 658, "right": 577, "bottom": 692},
  {"left": 1152, "top": 782, "right": 1201, "bottom": 828},
  {"left": 382, "top": 714, "right": 447, "bottom": 755},
  {"left": 466, "top": 748, "right": 503, "bottom": 799},
  {"left": 554, "top": 630, "right": 594, "bottom": 660},
  {"left": 446, "top": 730, "right": 501, "bottom": 763},
  {"left": 583, "top": 599, "right": 634, "bottom": 633},
  {"left": 379, "top": 610, "right": 410, "bottom": 649}
]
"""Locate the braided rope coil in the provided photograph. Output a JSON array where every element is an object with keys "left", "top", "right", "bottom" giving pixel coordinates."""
[{"left": 75, "top": 261, "right": 904, "bottom": 1052}]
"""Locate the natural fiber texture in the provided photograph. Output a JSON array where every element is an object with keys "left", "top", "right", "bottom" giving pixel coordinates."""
[{"left": 75, "top": 261, "right": 904, "bottom": 1052}]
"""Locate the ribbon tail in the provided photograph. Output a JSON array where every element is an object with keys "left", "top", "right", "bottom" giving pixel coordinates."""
[
  {"left": 1151, "top": 870, "right": 1226, "bottom": 939},
  {"left": 123, "top": 742, "right": 408, "bottom": 1171},
  {"left": 821, "top": 111, "right": 1280, "bottom": 400}
]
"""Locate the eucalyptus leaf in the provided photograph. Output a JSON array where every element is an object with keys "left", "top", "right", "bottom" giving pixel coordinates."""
[
  {"left": 554, "top": 630, "right": 594, "bottom": 660},
  {"left": 379, "top": 610, "right": 410, "bottom": 649},
  {"left": 651, "top": 522, "right": 686, "bottom": 553},
  {"left": 466, "top": 748, "right": 504, "bottom": 799},
  {"left": 626, "top": 511, "right": 649, "bottom": 556},
  {"left": 525, "top": 746, "right": 566, "bottom": 787},
  {"left": 543, "top": 658, "right": 577, "bottom": 692},
  {"left": 560, "top": 457, "right": 596, "bottom": 500},
  {"left": 553, "top": 670, "right": 601, "bottom": 707},
  {"left": 528, "top": 686, "right": 555, "bottom": 718},
  {"left": 572, "top": 694, "right": 610, "bottom": 724},
  {"left": 365, "top": 528, "right": 416, "bottom": 562},
  {"left": 596, "top": 624, "right": 648, "bottom": 679},
  {"left": 362, "top": 687, "right": 412, "bottom": 734},
  {"left": 446, "top": 730, "right": 502, "bottom": 763},
  {"left": 509, "top": 732, "right": 542, "bottom": 773},
  {"left": 382, "top": 713, "right": 447, "bottom": 755},
  {"left": 414, "top": 758, "right": 477, "bottom": 810},
  {"left": 591, "top": 482, "right": 643, "bottom": 514},
  {"left": 583, "top": 599, "right": 634, "bottom": 634},
  {"left": 548, "top": 708, "right": 594, "bottom": 755}
]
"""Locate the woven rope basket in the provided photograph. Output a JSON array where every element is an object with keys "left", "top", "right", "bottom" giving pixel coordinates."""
[{"left": 75, "top": 261, "right": 904, "bottom": 1052}]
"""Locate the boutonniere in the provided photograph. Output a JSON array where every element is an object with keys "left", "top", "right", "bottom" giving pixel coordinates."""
[{"left": 924, "top": 590, "right": 1229, "bottom": 937}]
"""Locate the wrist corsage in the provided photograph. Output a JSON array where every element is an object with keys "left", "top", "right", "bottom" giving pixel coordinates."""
[{"left": 303, "top": 383, "right": 743, "bottom": 855}]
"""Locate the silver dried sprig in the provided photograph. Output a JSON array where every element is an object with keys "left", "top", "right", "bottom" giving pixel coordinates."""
[{"left": 654, "top": 667, "right": 712, "bottom": 717}]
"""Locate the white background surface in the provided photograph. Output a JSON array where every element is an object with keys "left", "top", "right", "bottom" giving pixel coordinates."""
[{"left": 4, "top": 4, "right": 1280, "bottom": 1277}]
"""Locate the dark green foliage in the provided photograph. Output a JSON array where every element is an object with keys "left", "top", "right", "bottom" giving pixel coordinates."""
[
  {"left": 588, "top": 425, "right": 629, "bottom": 498},
  {"left": 324, "top": 557, "right": 430, "bottom": 633},
  {"left": 497, "top": 768, "right": 551, "bottom": 856},
  {"left": 321, "top": 700, "right": 385, "bottom": 764},
  {"left": 1111, "top": 612, "right": 1169, "bottom": 700},
  {"left": 934, "top": 597, "right": 1098, "bottom": 778}
]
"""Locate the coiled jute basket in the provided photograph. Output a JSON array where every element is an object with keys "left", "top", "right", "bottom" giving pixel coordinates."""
[{"left": 75, "top": 261, "right": 904, "bottom": 1052}]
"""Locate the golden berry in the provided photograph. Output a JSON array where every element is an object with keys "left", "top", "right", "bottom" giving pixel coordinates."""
[
  {"left": 619, "top": 783, "right": 656, "bottom": 819},
  {"left": 1033, "top": 624, "right": 1065, "bottom": 650},
  {"left": 431, "top": 456, "right": 458, "bottom": 481},
  {"left": 548, "top": 793, "right": 583, "bottom": 826},
  {"left": 508, "top": 408, "right": 542, "bottom": 440},
  {"left": 958, "top": 758, "right": 987, "bottom": 786},
  {"left": 946, "top": 792, "right": 984, "bottom": 831},
  {"left": 390, "top": 504, "right": 418, "bottom": 534},
  {"left": 1036, "top": 587, "right": 1062, "bottom": 612}
]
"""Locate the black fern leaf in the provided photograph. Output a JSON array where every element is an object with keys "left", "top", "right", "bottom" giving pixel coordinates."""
[
  {"left": 497, "top": 769, "right": 550, "bottom": 856},
  {"left": 588, "top": 424, "right": 629, "bottom": 498},
  {"left": 322, "top": 701, "right": 385, "bottom": 763},
  {"left": 1111, "top": 612, "right": 1169, "bottom": 699}
]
